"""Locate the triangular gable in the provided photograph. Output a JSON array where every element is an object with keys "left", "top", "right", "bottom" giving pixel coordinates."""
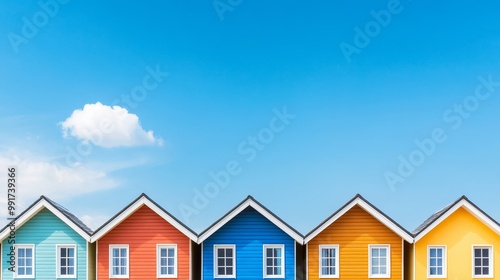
[
  {"left": 197, "top": 195, "right": 303, "bottom": 244},
  {"left": 413, "top": 195, "right": 500, "bottom": 242},
  {"left": 304, "top": 194, "right": 413, "bottom": 244},
  {"left": 0, "top": 196, "right": 92, "bottom": 242},
  {"left": 91, "top": 193, "right": 197, "bottom": 242}
]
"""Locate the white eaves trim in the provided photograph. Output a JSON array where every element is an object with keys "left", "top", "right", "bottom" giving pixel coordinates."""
[
  {"left": 304, "top": 196, "right": 413, "bottom": 244},
  {"left": 197, "top": 197, "right": 303, "bottom": 244},
  {"left": 0, "top": 198, "right": 91, "bottom": 242},
  {"left": 414, "top": 198, "right": 500, "bottom": 243},
  {"left": 91, "top": 195, "right": 197, "bottom": 242}
]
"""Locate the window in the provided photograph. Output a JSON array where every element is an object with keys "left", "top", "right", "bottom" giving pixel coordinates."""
[
  {"left": 264, "top": 244, "right": 285, "bottom": 278},
  {"left": 214, "top": 245, "right": 235, "bottom": 278},
  {"left": 109, "top": 245, "right": 129, "bottom": 278},
  {"left": 16, "top": 245, "right": 34, "bottom": 278},
  {"left": 369, "top": 245, "right": 390, "bottom": 278},
  {"left": 157, "top": 245, "right": 177, "bottom": 278},
  {"left": 428, "top": 246, "right": 446, "bottom": 278},
  {"left": 57, "top": 245, "right": 76, "bottom": 278},
  {"left": 473, "top": 246, "right": 493, "bottom": 277},
  {"left": 319, "top": 245, "right": 339, "bottom": 278}
]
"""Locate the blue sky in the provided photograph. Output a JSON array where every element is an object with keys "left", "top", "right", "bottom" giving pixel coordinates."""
[{"left": 1, "top": 0, "right": 500, "bottom": 234}]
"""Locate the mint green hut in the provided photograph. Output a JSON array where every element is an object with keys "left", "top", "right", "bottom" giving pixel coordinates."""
[{"left": 0, "top": 196, "right": 94, "bottom": 280}]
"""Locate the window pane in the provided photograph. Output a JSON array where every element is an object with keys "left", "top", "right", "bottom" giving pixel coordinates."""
[
  {"left": 26, "top": 268, "right": 32, "bottom": 275},
  {"left": 26, "top": 249, "right": 32, "bottom": 258},
  {"left": 226, "top": 249, "right": 232, "bottom": 258},
  {"left": 161, "top": 248, "right": 167, "bottom": 257},
  {"left": 61, "top": 248, "right": 67, "bottom": 257},
  {"left": 380, "top": 249, "right": 387, "bottom": 257},
  {"left": 474, "top": 249, "right": 481, "bottom": 257},
  {"left": 26, "top": 259, "right": 32, "bottom": 266},
  {"left": 168, "top": 248, "right": 175, "bottom": 257},
  {"left": 68, "top": 267, "right": 74, "bottom": 275},
  {"left": 218, "top": 267, "right": 225, "bottom": 275},
  {"left": 429, "top": 249, "right": 436, "bottom": 258},
  {"left": 168, "top": 267, "right": 174, "bottom": 275},
  {"left": 430, "top": 267, "right": 436, "bottom": 275},
  {"left": 218, "top": 248, "right": 225, "bottom": 257}
]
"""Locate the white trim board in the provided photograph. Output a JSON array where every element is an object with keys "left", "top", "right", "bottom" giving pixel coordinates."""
[
  {"left": 197, "top": 196, "right": 303, "bottom": 244},
  {"left": 304, "top": 195, "right": 413, "bottom": 244},
  {"left": 91, "top": 195, "right": 197, "bottom": 242}
]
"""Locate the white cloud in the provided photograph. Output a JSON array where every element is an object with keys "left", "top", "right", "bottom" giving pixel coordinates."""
[
  {"left": 60, "top": 102, "right": 163, "bottom": 148},
  {"left": 0, "top": 155, "right": 118, "bottom": 215}
]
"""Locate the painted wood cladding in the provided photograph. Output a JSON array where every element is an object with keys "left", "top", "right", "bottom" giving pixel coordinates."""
[
  {"left": 1, "top": 208, "right": 88, "bottom": 280},
  {"left": 96, "top": 205, "right": 191, "bottom": 280},
  {"left": 202, "top": 207, "right": 296, "bottom": 280},
  {"left": 307, "top": 205, "right": 403, "bottom": 280},
  {"left": 413, "top": 207, "right": 500, "bottom": 280}
]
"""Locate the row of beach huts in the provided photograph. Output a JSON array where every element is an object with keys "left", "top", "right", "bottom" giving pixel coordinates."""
[{"left": 0, "top": 193, "right": 499, "bottom": 280}]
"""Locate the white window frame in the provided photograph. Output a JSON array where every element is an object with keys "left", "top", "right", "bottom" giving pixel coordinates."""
[
  {"left": 157, "top": 244, "right": 178, "bottom": 278},
  {"left": 56, "top": 244, "right": 77, "bottom": 278},
  {"left": 214, "top": 245, "right": 236, "bottom": 278},
  {"left": 15, "top": 244, "right": 35, "bottom": 279},
  {"left": 472, "top": 245, "right": 494, "bottom": 278},
  {"left": 427, "top": 245, "right": 446, "bottom": 278},
  {"left": 368, "top": 245, "right": 390, "bottom": 278},
  {"left": 319, "top": 245, "right": 339, "bottom": 278},
  {"left": 263, "top": 244, "right": 285, "bottom": 278},
  {"left": 109, "top": 245, "right": 129, "bottom": 278}
]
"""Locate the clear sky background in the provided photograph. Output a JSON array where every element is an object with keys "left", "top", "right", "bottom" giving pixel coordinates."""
[{"left": 1, "top": 0, "right": 500, "bottom": 234}]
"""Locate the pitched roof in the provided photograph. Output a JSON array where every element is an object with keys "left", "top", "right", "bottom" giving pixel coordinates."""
[
  {"left": 43, "top": 196, "right": 93, "bottom": 235},
  {"left": 304, "top": 194, "right": 413, "bottom": 244},
  {"left": 413, "top": 195, "right": 500, "bottom": 242},
  {"left": 91, "top": 193, "right": 197, "bottom": 242},
  {"left": 0, "top": 196, "right": 92, "bottom": 242},
  {"left": 197, "top": 195, "right": 304, "bottom": 244}
]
